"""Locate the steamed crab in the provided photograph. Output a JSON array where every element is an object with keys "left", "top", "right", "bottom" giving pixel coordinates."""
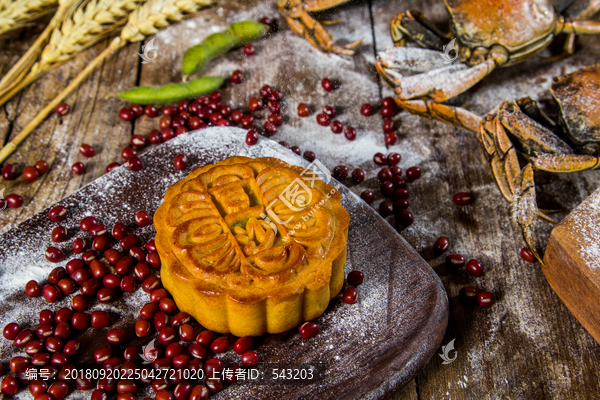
[
  {"left": 479, "top": 65, "right": 600, "bottom": 260},
  {"left": 376, "top": 0, "right": 600, "bottom": 121}
]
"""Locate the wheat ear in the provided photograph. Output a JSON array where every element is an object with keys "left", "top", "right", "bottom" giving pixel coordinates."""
[
  {"left": 0, "top": 0, "right": 216, "bottom": 164},
  {"left": 0, "top": 0, "right": 81, "bottom": 94},
  {"left": 0, "top": 0, "right": 146, "bottom": 107},
  {"left": 0, "top": 0, "right": 58, "bottom": 36}
]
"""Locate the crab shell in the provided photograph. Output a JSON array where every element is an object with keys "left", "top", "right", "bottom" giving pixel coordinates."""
[
  {"left": 551, "top": 64, "right": 600, "bottom": 154},
  {"left": 445, "top": 0, "right": 558, "bottom": 65}
]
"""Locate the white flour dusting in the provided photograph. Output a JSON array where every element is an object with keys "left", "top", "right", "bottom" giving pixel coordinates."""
[{"left": 562, "top": 188, "right": 600, "bottom": 269}]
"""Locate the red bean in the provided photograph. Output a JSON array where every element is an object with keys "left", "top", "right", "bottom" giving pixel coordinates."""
[
  {"left": 79, "top": 144, "right": 95, "bottom": 157},
  {"left": 381, "top": 105, "right": 396, "bottom": 118},
  {"left": 344, "top": 126, "right": 357, "bottom": 141},
  {"left": 360, "top": 190, "right": 374, "bottom": 205},
  {"left": 26, "top": 280, "right": 42, "bottom": 297},
  {"left": 3, "top": 322, "right": 22, "bottom": 340},
  {"left": 383, "top": 118, "right": 394, "bottom": 132},
  {"left": 71, "top": 294, "right": 86, "bottom": 311},
  {"left": 303, "top": 151, "right": 316, "bottom": 162},
  {"left": 297, "top": 103, "right": 309, "bottom": 117},
  {"left": 71, "top": 312, "right": 90, "bottom": 330},
  {"left": 373, "top": 153, "right": 387, "bottom": 166},
  {"left": 241, "top": 115, "right": 254, "bottom": 129},
  {"left": 131, "top": 135, "right": 147, "bottom": 148},
  {"left": 520, "top": 247, "right": 536, "bottom": 263},
  {"left": 245, "top": 130, "right": 259, "bottom": 146},
  {"left": 243, "top": 44, "right": 255, "bottom": 56},
  {"left": 433, "top": 236, "right": 449, "bottom": 253},
  {"left": 460, "top": 286, "right": 477, "bottom": 302},
  {"left": 71, "top": 162, "right": 85, "bottom": 175},
  {"left": 351, "top": 168, "right": 365, "bottom": 183},
  {"left": 91, "top": 311, "right": 111, "bottom": 328},
  {"left": 130, "top": 104, "right": 144, "bottom": 117},
  {"left": 135, "top": 210, "right": 152, "bottom": 227},
  {"left": 360, "top": 103, "right": 373, "bottom": 116},
  {"left": 331, "top": 120, "right": 343, "bottom": 133},
  {"left": 446, "top": 254, "right": 466, "bottom": 268},
  {"left": 321, "top": 78, "right": 334, "bottom": 91},
  {"left": 56, "top": 103, "right": 70, "bottom": 116},
  {"left": 144, "top": 105, "right": 158, "bottom": 118},
  {"left": 120, "top": 276, "right": 137, "bottom": 293},
  {"left": 298, "top": 322, "right": 319, "bottom": 339},
  {"left": 2, "top": 164, "right": 16, "bottom": 181},
  {"left": 23, "top": 166, "right": 39, "bottom": 182},
  {"left": 342, "top": 287, "right": 358, "bottom": 304},
  {"left": 453, "top": 192, "right": 472, "bottom": 205},
  {"left": 332, "top": 165, "right": 349, "bottom": 180},
  {"left": 397, "top": 209, "right": 414, "bottom": 227},
  {"left": 466, "top": 259, "right": 483, "bottom": 277},
  {"left": 379, "top": 200, "right": 393, "bottom": 217},
  {"left": 106, "top": 162, "right": 120, "bottom": 173},
  {"left": 174, "top": 154, "right": 188, "bottom": 170},
  {"left": 384, "top": 131, "right": 398, "bottom": 145},
  {"left": 107, "top": 329, "right": 127, "bottom": 345},
  {"left": 210, "top": 337, "right": 229, "bottom": 353},
  {"left": 127, "top": 157, "right": 143, "bottom": 171},
  {"left": 477, "top": 292, "right": 493, "bottom": 306},
  {"left": 316, "top": 113, "right": 330, "bottom": 126},
  {"left": 347, "top": 270, "right": 364, "bottom": 286},
  {"left": 406, "top": 166, "right": 422, "bottom": 181},
  {"left": 231, "top": 69, "right": 243, "bottom": 84},
  {"left": 118, "top": 108, "right": 134, "bottom": 121}
]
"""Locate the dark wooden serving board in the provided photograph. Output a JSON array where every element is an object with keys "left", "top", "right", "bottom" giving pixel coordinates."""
[{"left": 0, "top": 127, "right": 448, "bottom": 399}]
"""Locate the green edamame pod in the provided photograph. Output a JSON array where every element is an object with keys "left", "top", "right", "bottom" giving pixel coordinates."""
[
  {"left": 182, "top": 21, "right": 268, "bottom": 76},
  {"left": 116, "top": 76, "right": 223, "bottom": 104}
]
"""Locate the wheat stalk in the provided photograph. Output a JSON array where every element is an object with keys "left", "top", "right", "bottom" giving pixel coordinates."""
[
  {"left": 0, "top": 0, "right": 216, "bottom": 164},
  {"left": 0, "top": 0, "right": 145, "bottom": 106},
  {"left": 34, "top": 0, "right": 146, "bottom": 72},
  {"left": 0, "top": 0, "right": 58, "bottom": 35},
  {"left": 0, "top": 0, "right": 81, "bottom": 95}
]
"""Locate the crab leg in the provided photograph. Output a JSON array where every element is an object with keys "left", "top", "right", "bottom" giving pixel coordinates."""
[
  {"left": 278, "top": 0, "right": 360, "bottom": 55},
  {"left": 559, "top": 18, "right": 600, "bottom": 34},
  {"left": 479, "top": 111, "right": 544, "bottom": 261},
  {"left": 396, "top": 99, "right": 481, "bottom": 133},
  {"left": 512, "top": 163, "right": 542, "bottom": 262},
  {"left": 479, "top": 112, "right": 521, "bottom": 203},
  {"left": 497, "top": 100, "right": 574, "bottom": 156},
  {"left": 533, "top": 153, "right": 600, "bottom": 172}
]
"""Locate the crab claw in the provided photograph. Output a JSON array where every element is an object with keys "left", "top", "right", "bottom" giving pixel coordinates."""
[
  {"left": 376, "top": 47, "right": 496, "bottom": 103},
  {"left": 377, "top": 47, "right": 449, "bottom": 73}
]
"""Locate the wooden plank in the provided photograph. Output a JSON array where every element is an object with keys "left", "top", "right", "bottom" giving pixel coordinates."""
[
  {"left": 0, "top": 39, "right": 139, "bottom": 234},
  {"left": 0, "top": 18, "right": 53, "bottom": 146},
  {"left": 370, "top": 0, "right": 600, "bottom": 398},
  {"left": 544, "top": 188, "right": 600, "bottom": 344}
]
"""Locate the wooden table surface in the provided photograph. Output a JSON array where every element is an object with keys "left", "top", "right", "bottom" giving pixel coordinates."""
[{"left": 1, "top": 0, "right": 600, "bottom": 398}]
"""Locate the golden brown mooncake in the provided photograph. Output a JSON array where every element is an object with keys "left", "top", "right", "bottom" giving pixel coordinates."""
[{"left": 154, "top": 156, "right": 350, "bottom": 337}]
